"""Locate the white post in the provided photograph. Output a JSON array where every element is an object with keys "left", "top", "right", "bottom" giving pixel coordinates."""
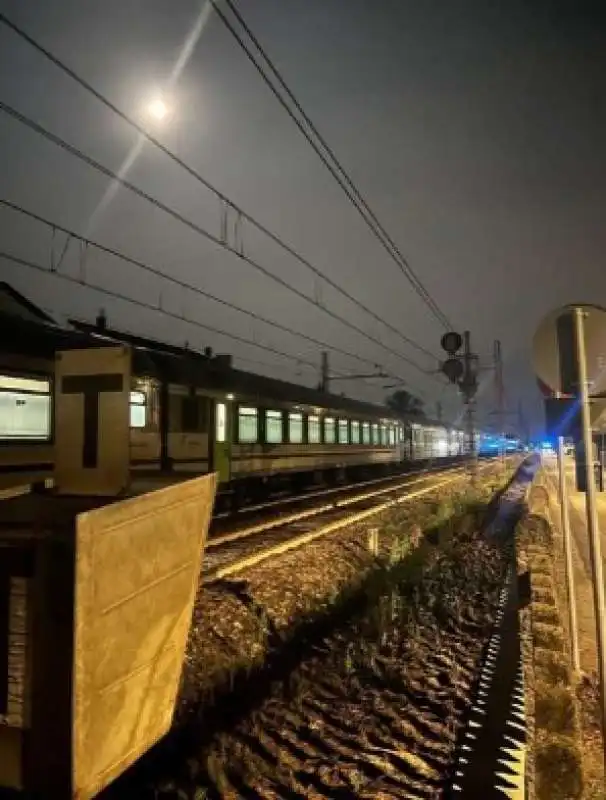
[
  {"left": 574, "top": 306, "right": 606, "bottom": 770},
  {"left": 557, "top": 435, "right": 580, "bottom": 673}
]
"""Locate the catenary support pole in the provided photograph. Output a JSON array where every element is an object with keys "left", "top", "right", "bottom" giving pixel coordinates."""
[
  {"left": 556, "top": 434, "right": 580, "bottom": 673},
  {"left": 463, "top": 331, "right": 477, "bottom": 483},
  {"left": 574, "top": 306, "right": 606, "bottom": 773}
]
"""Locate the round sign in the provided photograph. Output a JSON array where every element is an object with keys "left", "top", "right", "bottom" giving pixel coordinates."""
[
  {"left": 532, "top": 304, "right": 606, "bottom": 397},
  {"left": 442, "top": 357, "right": 464, "bottom": 383},
  {"left": 441, "top": 331, "right": 463, "bottom": 354}
]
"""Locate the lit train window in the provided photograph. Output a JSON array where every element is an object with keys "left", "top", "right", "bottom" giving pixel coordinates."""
[
  {"left": 362, "top": 422, "right": 370, "bottom": 444},
  {"left": 238, "top": 406, "right": 258, "bottom": 443},
  {"left": 0, "top": 375, "right": 50, "bottom": 393},
  {"left": 0, "top": 374, "right": 51, "bottom": 440},
  {"left": 338, "top": 419, "right": 349, "bottom": 444},
  {"left": 288, "top": 412, "right": 303, "bottom": 443},
  {"left": 380, "top": 425, "right": 388, "bottom": 445},
  {"left": 265, "top": 410, "right": 283, "bottom": 444},
  {"left": 371, "top": 423, "right": 379, "bottom": 445},
  {"left": 308, "top": 415, "right": 321, "bottom": 444},
  {"left": 216, "top": 402, "right": 227, "bottom": 443},
  {"left": 324, "top": 417, "right": 336, "bottom": 444},
  {"left": 129, "top": 391, "right": 146, "bottom": 428},
  {"left": 351, "top": 420, "right": 360, "bottom": 444},
  {"left": 389, "top": 427, "right": 396, "bottom": 446}
]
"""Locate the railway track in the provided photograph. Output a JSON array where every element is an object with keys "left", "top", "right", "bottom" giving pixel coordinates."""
[
  {"left": 209, "top": 462, "right": 466, "bottom": 539},
  {"left": 181, "top": 458, "right": 532, "bottom": 799},
  {"left": 210, "top": 457, "right": 470, "bottom": 524},
  {"left": 210, "top": 458, "right": 480, "bottom": 527},
  {"left": 202, "top": 460, "right": 503, "bottom": 583}
]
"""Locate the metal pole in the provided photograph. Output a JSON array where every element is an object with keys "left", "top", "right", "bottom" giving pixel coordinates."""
[
  {"left": 320, "top": 351, "right": 329, "bottom": 393},
  {"left": 494, "top": 339, "right": 506, "bottom": 472},
  {"left": 574, "top": 306, "right": 606, "bottom": 766},
  {"left": 557, "top": 434, "right": 580, "bottom": 673},
  {"left": 463, "top": 331, "right": 477, "bottom": 482}
]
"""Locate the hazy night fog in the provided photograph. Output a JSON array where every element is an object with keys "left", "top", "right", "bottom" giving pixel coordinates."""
[{"left": 1, "top": 0, "right": 605, "bottom": 436}]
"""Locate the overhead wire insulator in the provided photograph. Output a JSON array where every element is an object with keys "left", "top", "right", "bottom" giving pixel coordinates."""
[
  {"left": 78, "top": 240, "right": 88, "bottom": 283},
  {"left": 234, "top": 211, "right": 244, "bottom": 256},
  {"left": 50, "top": 225, "right": 57, "bottom": 271},
  {"left": 220, "top": 200, "right": 228, "bottom": 245},
  {"left": 56, "top": 232, "right": 72, "bottom": 273}
]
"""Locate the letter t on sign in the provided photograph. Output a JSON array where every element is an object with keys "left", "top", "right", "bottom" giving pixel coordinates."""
[
  {"left": 61, "top": 374, "right": 124, "bottom": 469},
  {"left": 54, "top": 347, "right": 132, "bottom": 496}
]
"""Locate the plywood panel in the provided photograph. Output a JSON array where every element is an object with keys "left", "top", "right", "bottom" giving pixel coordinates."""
[{"left": 72, "top": 473, "right": 217, "bottom": 799}]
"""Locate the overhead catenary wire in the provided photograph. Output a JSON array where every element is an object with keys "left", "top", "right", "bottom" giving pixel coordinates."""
[
  {"left": 0, "top": 197, "right": 408, "bottom": 385},
  {"left": 0, "top": 100, "right": 442, "bottom": 385},
  {"left": 0, "top": 10, "right": 439, "bottom": 363},
  {"left": 0, "top": 249, "right": 411, "bottom": 393},
  {"left": 0, "top": 248, "right": 322, "bottom": 371},
  {"left": 210, "top": 0, "right": 453, "bottom": 331}
]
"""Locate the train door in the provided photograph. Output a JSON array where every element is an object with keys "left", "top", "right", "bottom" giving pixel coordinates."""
[{"left": 210, "top": 400, "right": 231, "bottom": 483}]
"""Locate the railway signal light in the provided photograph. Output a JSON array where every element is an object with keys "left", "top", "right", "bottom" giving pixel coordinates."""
[
  {"left": 442, "top": 357, "right": 464, "bottom": 384},
  {"left": 440, "top": 332, "right": 464, "bottom": 383},
  {"left": 441, "top": 331, "right": 463, "bottom": 355}
]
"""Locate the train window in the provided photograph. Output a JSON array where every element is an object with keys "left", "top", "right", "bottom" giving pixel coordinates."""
[
  {"left": 371, "top": 423, "right": 379, "bottom": 444},
  {"left": 216, "top": 402, "right": 227, "bottom": 443},
  {"left": 265, "top": 410, "right": 283, "bottom": 444},
  {"left": 288, "top": 412, "right": 303, "bottom": 443},
  {"left": 362, "top": 422, "right": 370, "bottom": 444},
  {"left": 238, "top": 406, "right": 258, "bottom": 443},
  {"left": 129, "top": 391, "right": 146, "bottom": 428},
  {"left": 381, "top": 425, "right": 388, "bottom": 446},
  {"left": 389, "top": 427, "right": 396, "bottom": 446},
  {"left": 0, "top": 374, "right": 51, "bottom": 440},
  {"left": 351, "top": 420, "right": 360, "bottom": 444},
  {"left": 338, "top": 419, "right": 349, "bottom": 444},
  {"left": 308, "top": 415, "right": 321, "bottom": 444},
  {"left": 324, "top": 417, "right": 336, "bottom": 444}
]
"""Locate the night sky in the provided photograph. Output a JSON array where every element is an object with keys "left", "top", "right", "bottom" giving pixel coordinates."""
[{"left": 1, "top": 0, "right": 605, "bottom": 436}]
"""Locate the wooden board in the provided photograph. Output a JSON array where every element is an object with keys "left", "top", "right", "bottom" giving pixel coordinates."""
[{"left": 72, "top": 472, "right": 217, "bottom": 799}]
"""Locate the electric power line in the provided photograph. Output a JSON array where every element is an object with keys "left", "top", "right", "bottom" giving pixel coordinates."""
[
  {"left": 211, "top": 0, "right": 453, "bottom": 330},
  {"left": 0, "top": 197, "right": 410, "bottom": 385},
  {"left": 0, "top": 247, "right": 317, "bottom": 368},
  {"left": 0, "top": 98, "right": 441, "bottom": 383},
  {"left": 0, "top": 10, "right": 440, "bottom": 364},
  {"left": 0, "top": 248, "right": 409, "bottom": 392}
]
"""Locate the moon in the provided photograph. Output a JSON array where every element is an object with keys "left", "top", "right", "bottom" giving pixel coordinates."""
[{"left": 148, "top": 97, "right": 168, "bottom": 121}]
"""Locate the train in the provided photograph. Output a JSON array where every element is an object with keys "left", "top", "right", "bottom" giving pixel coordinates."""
[{"left": 0, "top": 282, "right": 477, "bottom": 504}]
